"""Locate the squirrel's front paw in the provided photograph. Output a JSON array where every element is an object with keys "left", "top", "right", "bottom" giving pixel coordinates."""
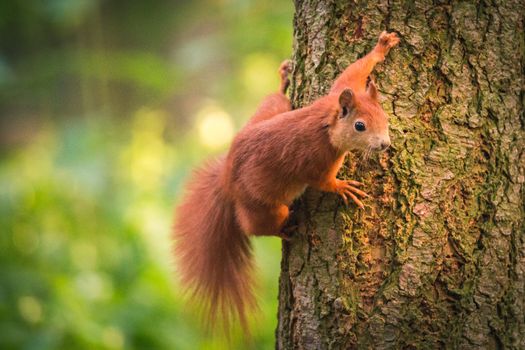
[
  {"left": 335, "top": 179, "right": 369, "bottom": 209},
  {"left": 378, "top": 31, "right": 400, "bottom": 49},
  {"left": 374, "top": 31, "right": 400, "bottom": 61}
]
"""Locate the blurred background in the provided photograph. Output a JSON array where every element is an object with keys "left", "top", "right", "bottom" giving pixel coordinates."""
[{"left": 0, "top": 0, "right": 293, "bottom": 349}]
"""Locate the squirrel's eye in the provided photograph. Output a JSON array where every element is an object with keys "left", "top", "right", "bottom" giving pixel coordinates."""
[{"left": 354, "top": 121, "right": 366, "bottom": 132}]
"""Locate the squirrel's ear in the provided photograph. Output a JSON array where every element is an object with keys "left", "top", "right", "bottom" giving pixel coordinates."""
[
  {"left": 338, "top": 88, "right": 355, "bottom": 117},
  {"left": 367, "top": 80, "right": 379, "bottom": 101}
]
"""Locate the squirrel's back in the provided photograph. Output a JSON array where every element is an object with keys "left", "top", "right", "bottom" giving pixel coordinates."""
[{"left": 226, "top": 97, "right": 341, "bottom": 205}]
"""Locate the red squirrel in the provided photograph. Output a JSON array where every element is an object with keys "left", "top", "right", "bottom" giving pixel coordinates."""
[{"left": 174, "top": 31, "right": 399, "bottom": 333}]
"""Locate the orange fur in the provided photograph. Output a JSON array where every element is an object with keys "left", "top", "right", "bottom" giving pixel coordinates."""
[{"left": 173, "top": 32, "right": 399, "bottom": 334}]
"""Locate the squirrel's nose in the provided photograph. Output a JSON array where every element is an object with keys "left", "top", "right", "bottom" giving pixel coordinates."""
[{"left": 380, "top": 140, "right": 391, "bottom": 150}]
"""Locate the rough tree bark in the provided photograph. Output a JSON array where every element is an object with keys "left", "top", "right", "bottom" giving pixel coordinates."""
[{"left": 276, "top": 1, "right": 524, "bottom": 349}]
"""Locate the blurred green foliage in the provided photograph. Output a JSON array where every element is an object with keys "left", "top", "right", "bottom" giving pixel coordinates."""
[{"left": 0, "top": 0, "right": 293, "bottom": 349}]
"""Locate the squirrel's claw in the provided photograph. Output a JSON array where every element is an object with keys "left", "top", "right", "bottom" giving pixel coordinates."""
[
  {"left": 339, "top": 180, "right": 369, "bottom": 197},
  {"left": 339, "top": 191, "right": 349, "bottom": 206},
  {"left": 337, "top": 190, "right": 365, "bottom": 210},
  {"left": 345, "top": 179, "right": 364, "bottom": 187},
  {"left": 342, "top": 184, "right": 369, "bottom": 198},
  {"left": 344, "top": 190, "right": 365, "bottom": 210},
  {"left": 335, "top": 179, "right": 368, "bottom": 209}
]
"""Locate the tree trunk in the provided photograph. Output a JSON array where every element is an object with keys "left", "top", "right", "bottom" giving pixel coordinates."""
[{"left": 276, "top": 1, "right": 525, "bottom": 349}]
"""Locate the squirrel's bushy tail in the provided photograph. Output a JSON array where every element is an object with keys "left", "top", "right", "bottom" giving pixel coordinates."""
[{"left": 173, "top": 156, "right": 256, "bottom": 333}]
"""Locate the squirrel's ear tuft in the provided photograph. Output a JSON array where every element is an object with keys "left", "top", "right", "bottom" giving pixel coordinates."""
[
  {"left": 338, "top": 88, "right": 355, "bottom": 116},
  {"left": 367, "top": 80, "right": 379, "bottom": 101}
]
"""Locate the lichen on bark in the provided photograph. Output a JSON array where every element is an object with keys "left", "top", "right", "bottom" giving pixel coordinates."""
[{"left": 277, "top": 1, "right": 525, "bottom": 349}]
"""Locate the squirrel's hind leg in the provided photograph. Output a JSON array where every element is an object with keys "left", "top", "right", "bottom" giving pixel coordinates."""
[{"left": 235, "top": 202, "right": 290, "bottom": 239}]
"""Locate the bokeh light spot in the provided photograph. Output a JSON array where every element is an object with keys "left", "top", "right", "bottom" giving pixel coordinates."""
[
  {"left": 12, "top": 226, "right": 39, "bottom": 255},
  {"left": 75, "top": 272, "right": 113, "bottom": 301},
  {"left": 196, "top": 104, "right": 234, "bottom": 149},
  {"left": 121, "top": 108, "right": 169, "bottom": 192},
  {"left": 18, "top": 296, "right": 43, "bottom": 324},
  {"left": 102, "top": 326, "right": 125, "bottom": 349},
  {"left": 241, "top": 53, "right": 280, "bottom": 98},
  {"left": 71, "top": 241, "right": 98, "bottom": 270}
]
